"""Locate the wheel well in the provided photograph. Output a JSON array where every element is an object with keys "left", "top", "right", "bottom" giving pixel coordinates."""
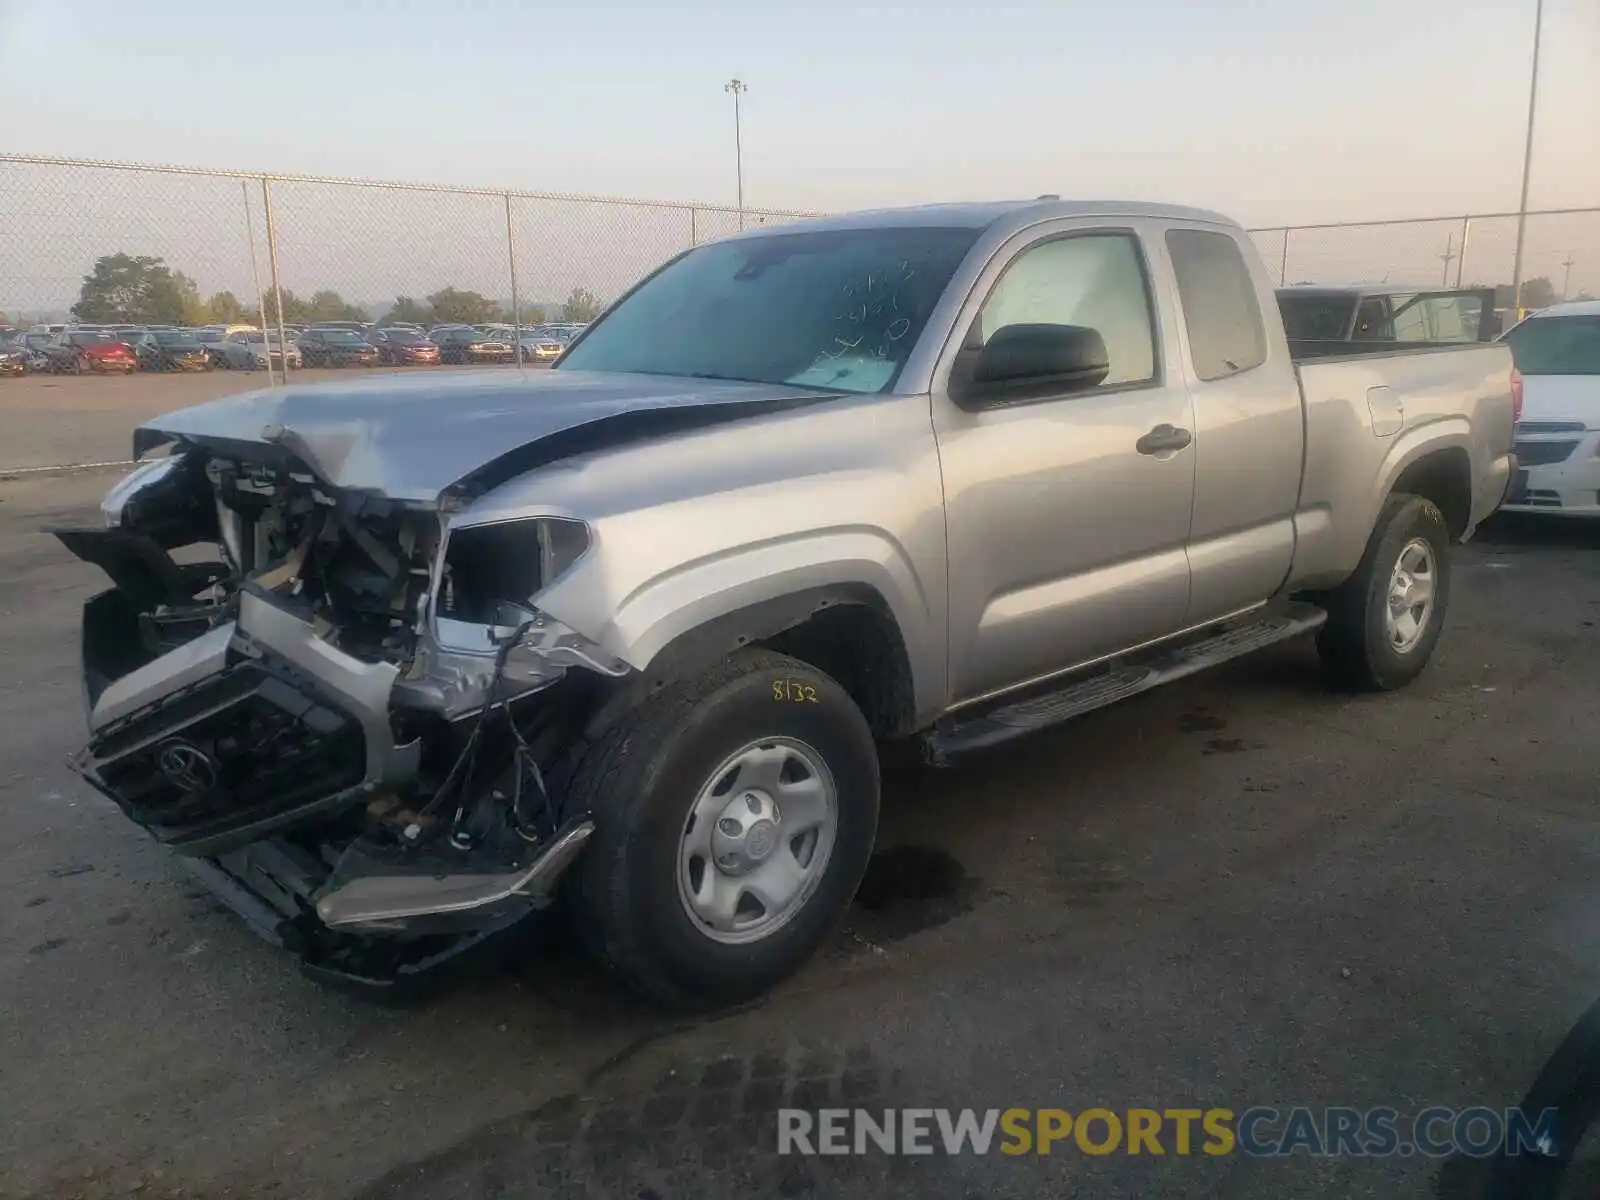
[
  {"left": 759, "top": 602, "right": 916, "bottom": 741},
  {"left": 579, "top": 587, "right": 918, "bottom": 744},
  {"left": 1393, "top": 448, "right": 1472, "bottom": 540}
]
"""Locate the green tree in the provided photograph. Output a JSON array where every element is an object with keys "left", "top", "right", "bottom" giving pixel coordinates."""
[
  {"left": 71, "top": 254, "right": 191, "bottom": 324},
  {"left": 304, "top": 290, "right": 366, "bottom": 323},
  {"left": 205, "top": 291, "right": 252, "bottom": 323},
  {"left": 381, "top": 295, "right": 432, "bottom": 326},
  {"left": 173, "top": 272, "right": 208, "bottom": 325},
  {"left": 426, "top": 287, "right": 503, "bottom": 325},
  {"left": 561, "top": 286, "right": 601, "bottom": 323},
  {"left": 520, "top": 303, "right": 548, "bottom": 325},
  {"left": 263, "top": 289, "right": 308, "bottom": 326},
  {"left": 1492, "top": 277, "right": 1558, "bottom": 311}
]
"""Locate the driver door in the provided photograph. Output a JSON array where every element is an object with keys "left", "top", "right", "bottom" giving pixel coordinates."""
[{"left": 932, "top": 223, "right": 1196, "bottom": 704}]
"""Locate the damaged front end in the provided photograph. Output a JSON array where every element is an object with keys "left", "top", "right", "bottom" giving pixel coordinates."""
[{"left": 60, "top": 443, "right": 626, "bottom": 991}]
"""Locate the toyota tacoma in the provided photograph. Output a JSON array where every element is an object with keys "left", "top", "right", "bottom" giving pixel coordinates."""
[{"left": 58, "top": 199, "right": 1516, "bottom": 1007}]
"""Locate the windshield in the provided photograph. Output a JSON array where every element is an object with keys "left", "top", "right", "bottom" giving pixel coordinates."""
[
  {"left": 70, "top": 331, "right": 117, "bottom": 345},
  {"left": 1507, "top": 315, "right": 1600, "bottom": 376},
  {"left": 1278, "top": 294, "right": 1357, "bottom": 341},
  {"left": 154, "top": 332, "right": 198, "bottom": 346},
  {"left": 382, "top": 330, "right": 423, "bottom": 344},
  {"left": 557, "top": 225, "right": 981, "bottom": 392},
  {"left": 192, "top": 330, "right": 223, "bottom": 343},
  {"left": 319, "top": 329, "right": 363, "bottom": 343}
]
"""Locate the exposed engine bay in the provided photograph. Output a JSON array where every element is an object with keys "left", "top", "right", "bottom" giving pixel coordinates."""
[{"left": 58, "top": 445, "right": 623, "bottom": 990}]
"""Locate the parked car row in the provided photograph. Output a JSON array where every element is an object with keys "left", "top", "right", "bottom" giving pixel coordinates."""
[{"left": 0, "top": 320, "right": 588, "bottom": 377}]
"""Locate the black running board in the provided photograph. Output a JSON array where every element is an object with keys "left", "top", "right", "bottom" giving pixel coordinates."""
[{"left": 923, "top": 602, "right": 1327, "bottom": 765}]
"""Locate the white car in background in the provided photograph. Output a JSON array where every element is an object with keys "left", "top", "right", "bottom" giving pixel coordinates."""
[
  {"left": 217, "top": 329, "right": 302, "bottom": 371},
  {"left": 1502, "top": 300, "right": 1600, "bottom": 515},
  {"left": 517, "top": 327, "right": 567, "bottom": 363}
]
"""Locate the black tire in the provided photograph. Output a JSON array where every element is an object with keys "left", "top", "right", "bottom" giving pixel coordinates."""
[
  {"left": 566, "top": 648, "right": 880, "bottom": 1010},
  {"left": 1316, "top": 492, "right": 1450, "bottom": 691}
]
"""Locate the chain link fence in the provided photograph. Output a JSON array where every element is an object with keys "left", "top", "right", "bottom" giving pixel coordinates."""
[
  {"left": 2, "top": 153, "right": 1597, "bottom": 348},
  {"left": 0, "top": 155, "right": 815, "bottom": 357},
  {"left": 1248, "top": 209, "right": 1600, "bottom": 307}
]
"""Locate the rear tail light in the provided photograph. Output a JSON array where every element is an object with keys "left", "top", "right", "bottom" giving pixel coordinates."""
[{"left": 1510, "top": 367, "right": 1524, "bottom": 424}]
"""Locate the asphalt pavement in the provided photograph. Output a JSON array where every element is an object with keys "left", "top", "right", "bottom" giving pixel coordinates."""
[{"left": 1, "top": 468, "right": 1597, "bottom": 1200}]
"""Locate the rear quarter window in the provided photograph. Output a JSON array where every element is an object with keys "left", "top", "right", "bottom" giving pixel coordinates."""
[{"left": 1166, "top": 229, "right": 1268, "bottom": 381}]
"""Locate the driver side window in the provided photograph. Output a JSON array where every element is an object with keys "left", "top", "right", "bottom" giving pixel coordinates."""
[{"left": 970, "top": 233, "right": 1157, "bottom": 389}]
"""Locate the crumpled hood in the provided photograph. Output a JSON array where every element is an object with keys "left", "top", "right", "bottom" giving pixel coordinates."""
[{"left": 134, "top": 368, "right": 836, "bottom": 504}]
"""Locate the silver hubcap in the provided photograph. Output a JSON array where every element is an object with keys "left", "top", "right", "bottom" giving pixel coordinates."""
[
  {"left": 677, "top": 738, "right": 838, "bottom": 945},
  {"left": 1386, "top": 538, "right": 1437, "bottom": 654}
]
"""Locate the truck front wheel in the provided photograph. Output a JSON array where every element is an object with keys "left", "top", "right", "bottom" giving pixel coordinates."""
[
  {"left": 1316, "top": 492, "right": 1451, "bottom": 691},
  {"left": 565, "top": 648, "right": 880, "bottom": 1009}
]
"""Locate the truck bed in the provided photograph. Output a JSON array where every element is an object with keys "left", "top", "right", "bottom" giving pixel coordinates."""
[{"left": 1289, "top": 342, "right": 1516, "bottom": 589}]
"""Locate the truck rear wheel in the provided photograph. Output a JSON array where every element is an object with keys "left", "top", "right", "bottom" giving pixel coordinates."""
[
  {"left": 565, "top": 648, "right": 880, "bottom": 1009},
  {"left": 1316, "top": 492, "right": 1451, "bottom": 691}
]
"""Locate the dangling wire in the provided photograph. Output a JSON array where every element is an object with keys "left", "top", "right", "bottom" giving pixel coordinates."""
[{"left": 416, "top": 618, "right": 537, "bottom": 833}]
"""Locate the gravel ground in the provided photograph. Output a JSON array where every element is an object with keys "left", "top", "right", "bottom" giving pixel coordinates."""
[{"left": 0, "top": 463, "right": 1597, "bottom": 1200}]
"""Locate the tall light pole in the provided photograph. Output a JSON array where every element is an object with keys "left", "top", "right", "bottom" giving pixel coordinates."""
[
  {"left": 724, "top": 78, "right": 747, "bottom": 229},
  {"left": 1510, "top": 0, "right": 1544, "bottom": 316}
]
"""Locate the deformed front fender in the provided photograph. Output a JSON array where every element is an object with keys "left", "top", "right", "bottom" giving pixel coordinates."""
[{"left": 535, "top": 528, "right": 947, "bottom": 724}]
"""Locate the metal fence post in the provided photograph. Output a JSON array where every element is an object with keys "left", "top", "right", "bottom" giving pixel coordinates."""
[
  {"left": 1278, "top": 228, "right": 1290, "bottom": 286},
  {"left": 690, "top": 207, "right": 698, "bottom": 247},
  {"left": 1456, "top": 216, "right": 1471, "bottom": 288},
  {"left": 241, "top": 179, "right": 273, "bottom": 385},
  {"left": 260, "top": 177, "right": 290, "bottom": 380},
  {"left": 504, "top": 191, "right": 523, "bottom": 367}
]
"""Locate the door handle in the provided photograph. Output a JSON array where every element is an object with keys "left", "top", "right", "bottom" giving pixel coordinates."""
[{"left": 1136, "top": 424, "right": 1193, "bottom": 456}]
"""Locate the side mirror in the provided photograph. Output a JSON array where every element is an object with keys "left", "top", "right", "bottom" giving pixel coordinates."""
[{"left": 963, "top": 323, "right": 1110, "bottom": 403}]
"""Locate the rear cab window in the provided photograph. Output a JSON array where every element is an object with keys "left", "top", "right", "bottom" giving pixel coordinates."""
[{"left": 1165, "top": 229, "right": 1267, "bottom": 380}]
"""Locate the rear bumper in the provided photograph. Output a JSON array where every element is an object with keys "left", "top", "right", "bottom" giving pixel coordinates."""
[
  {"left": 1502, "top": 434, "right": 1600, "bottom": 515},
  {"left": 311, "top": 353, "right": 378, "bottom": 366}
]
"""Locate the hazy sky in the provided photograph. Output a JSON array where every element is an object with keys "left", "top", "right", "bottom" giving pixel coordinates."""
[{"left": 2, "top": 0, "right": 1596, "bottom": 228}]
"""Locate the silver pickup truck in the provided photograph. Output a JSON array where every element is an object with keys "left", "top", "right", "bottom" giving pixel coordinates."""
[{"left": 59, "top": 199, "right": 1515, "bottom": 1006}]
